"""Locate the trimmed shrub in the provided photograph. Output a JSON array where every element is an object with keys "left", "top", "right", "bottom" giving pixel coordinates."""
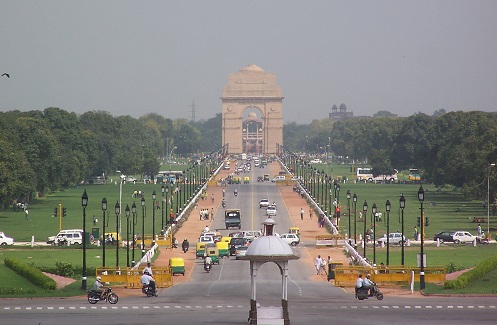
[
  {"left": 444, "top": 255, "right": 497, "bottom": 289},
  {"left": 4, "top": 258, "right": 56, "bottom": 290}
]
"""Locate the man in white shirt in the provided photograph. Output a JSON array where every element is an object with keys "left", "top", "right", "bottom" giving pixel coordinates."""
[{"left": 355, "top": 274, "right": 364, "bottom": 293}]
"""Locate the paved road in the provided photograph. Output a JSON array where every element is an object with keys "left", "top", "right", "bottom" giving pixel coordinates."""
[{"left": 2, "top": 164, "right": 496, "bottom": 324}]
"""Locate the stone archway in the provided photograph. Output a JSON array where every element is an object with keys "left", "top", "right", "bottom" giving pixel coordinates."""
[{"left": 221, "top": 64, "right": 283, "bottom": 155}]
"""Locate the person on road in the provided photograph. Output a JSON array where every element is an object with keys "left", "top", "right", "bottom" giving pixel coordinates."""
[
  {"left": 309, "top": 208, "right": 313, "bottom": 219},
  {"left": 315, "top": 255, "right": 322, "bottom": 275},
  {"left": 211, "top": 194, "right": 215, "bottom": 204},
  {"left": 182, "top": 238, "right": 189, "bottom": 252},
  {"left": 140, "top": 271, "right": 156, "bottom": 293},
  {"left": 93, "top": 276, "right": 106, "bottom": 298},
  {"left": 203, "top": 225, "right": 210, "bottom": 233},
  {"left": 143, "top": 262, "right": 153, "bottom": 275},
  {"left": 363, "top": 274, "right": 374, "bottom": 296},
  {"left": 300, "top": 208, "right": 304, "bottom": 220},
  {"left": 355, "top": 274, "right": 363, "bottom": 293}
]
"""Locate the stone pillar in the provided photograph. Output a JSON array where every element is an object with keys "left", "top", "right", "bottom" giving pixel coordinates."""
[{"left": 282, "top": 299, "right": 290, "bottom": 325}]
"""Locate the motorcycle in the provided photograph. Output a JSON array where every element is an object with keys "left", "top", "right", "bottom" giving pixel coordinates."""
[
  {"left": 355, "top": 283, "right": 383, "bottom": 300},
  {"left": 222, "top": 200, "right": 226, "bottom": 208},
  {"left": 182, "top": 242, "right": 189, "bottom": 253},
  {"left": 204, "top": 262, "right": 212, "bottom": 273},
  {"left": 234, "top": 190, "right": 238, "bottom": 197},
  {"left": 142, "top": 284, "right": 158, "bottom": 297},
  {"left": 87, "top": 287, "right": 119, "bottom": 304}
]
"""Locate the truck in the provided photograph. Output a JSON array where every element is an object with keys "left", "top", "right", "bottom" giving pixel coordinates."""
[{"left": 225, "top": 209, "right": 242, "bottom": 229}]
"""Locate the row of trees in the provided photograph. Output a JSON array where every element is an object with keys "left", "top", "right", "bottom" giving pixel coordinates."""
[
  {"left": 1, "top": 107, "right": 495, "bottom": 208},
  {"left": 296, "top": 111, "right": 497, "bottom": 199}
]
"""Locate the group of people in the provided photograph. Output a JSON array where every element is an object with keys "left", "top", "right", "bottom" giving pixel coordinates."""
[
  {"left": 314, "top": 255, "right": 332, "bottom": 275},
  {"left": 199, "top": 208, "right": 213, "bottom": 221}
]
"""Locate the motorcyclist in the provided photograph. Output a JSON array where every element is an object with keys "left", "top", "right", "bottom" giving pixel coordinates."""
[
  {"left": 182, "top": 238, "right": 189, "bottom": 253},
  {"left": 140, "top": 271, "right": 157, "bottom": 294},
  {"left": 93, "top": 276, "right": 105, "bottom": 299},
  {"left": 222, "top": 188, "right": 225, "bottom": 197},
  {"left": 204, "top": 255, "right": 212, "bottom": 270},
  {"left": 222, "top": 199, "right": 226, "bottom": 208},
  {"left": 234, "top": 189, "right": 238, "bottom": 196},
  {"left": 355, "top": 274, "right": 363, "bottom": 294},
  {"left": 363, "top": 274, "right": 374, "bottom": 296}
]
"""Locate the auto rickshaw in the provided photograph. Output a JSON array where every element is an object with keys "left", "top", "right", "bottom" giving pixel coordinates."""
[
  {"left": 221, "top": 236, "right": 232, "bottom": 244},
  {"left": 233, "top": 176, "right": 241, "bottom": 184},
  {"left": 169, "top": 257, "right": 185, "bottom": 276},
  {"left": 205, "top": 244, "right": 220, "bottom": 264},
  {"left": 243, "top": 176, "right": 250, "bottom": 184},
  {"left": 216, "top": 241, "right": 229, "bottom": 258},
  {"left": 289, "top": 227, "right": 300, "bottom": 237},
  {"left": 264, "top": 174, "right": 270, "bottom": 181},
  {"left": 196, "top": 242, "right": 206, "bottom": 259}
]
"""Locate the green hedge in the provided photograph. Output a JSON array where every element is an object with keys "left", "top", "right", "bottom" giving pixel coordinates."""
[
  {"left": 444, "top": 255, "right": 497, "bottom": 289},
  {"left": 4, "top": 258, "right": 56, "bottom": 290}
]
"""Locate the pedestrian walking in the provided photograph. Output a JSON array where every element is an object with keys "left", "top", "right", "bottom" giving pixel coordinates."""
[
  {"left": 211, "top": 194, "right": 215, "bottom": 204},
  {"left": 414, "top": 226, "right": 419, "bottom": 240},
  {"left": 315, "top": 255, "right": 322, "bottom": 275},
  {"left": 309, "top": 208, "right": 313, "bottom": 219},
  {"left": 320, "top": 257, "right": 327, "bottom": 275},
  {"left": 300, "top": 208, "right": 304, "bottom": 220},
  {"left": 25, "top": 209, "right": 29, "bottom": 220},
  {"left": 211, "top": 208, "right": 214, "bottom": 220},
  {"left": 477, "top": 223, "right": 482, "bottom": 236}
]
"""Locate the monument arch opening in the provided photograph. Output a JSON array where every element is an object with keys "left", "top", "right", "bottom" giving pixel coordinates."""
[{"left": 221, "top": 64, "right": 283, "bottom": 155}]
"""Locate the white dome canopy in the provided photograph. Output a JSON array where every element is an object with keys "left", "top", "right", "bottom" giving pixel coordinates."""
[{"left": 246, "top": 236, "right": 296, "bottom": 258}]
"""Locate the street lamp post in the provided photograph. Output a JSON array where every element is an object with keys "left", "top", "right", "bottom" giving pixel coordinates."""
[
  {"left": 418, "top": 185, "right": 426, "bottom": 290},
  {"left": 115, "top": 201, "right": 120, "bottom": 268},
  {"left": 385, "top": 200, "right": 391, "bottom": 265},
  {"left": 141, "top": 196, "right": 146, "bottom": 257},
  {"left": 346, "top": 190, "right": 351, "bottom": 241},
  {"left": 152, "top": 190, "right": 156, "bottom": 245},
  {"left": 487, "top": 164, "right": 495, "bottom": 237},
  {"left": 161, "top": 184, "right": 165, "bottom": 231},
  {"left": 101, "top": 198, "right": 107, "bottom": 267},
  {"left": 125, "top": 204, "right": 130, "bottom": 267},
  {"left": 353, "top": 193, "right": 357, "bottom": 246},
  {"left": 81, "top": 190, "right": 88, "bottom": 290},
  {"left": 400, "top": 194, "right": 406, "bottom": 266},
  {"left": 131, "top": 202, "right": 137, "bottom": 266},
  {"left": 363, "top": 201, "right": 368, "bottom": 258},
  {"left": 165, "top": 185, "right": 169, "bottom": 226},
  {"left": 372, "top": 203, "right": 377, "bottom": 265}
]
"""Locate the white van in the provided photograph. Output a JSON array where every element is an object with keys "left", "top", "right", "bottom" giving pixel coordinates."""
[
  {"left": 47, "top": 229, "right": 84, "bottom": 245},
  {"left": 272, "top": 175, "right": 286, "bottom": 182}
]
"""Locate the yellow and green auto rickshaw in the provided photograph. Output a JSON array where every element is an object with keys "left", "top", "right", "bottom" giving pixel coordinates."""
[
  {"left": 233, "top": 176, "right": 241, "bottom": 184},
  {"left": 289, "top": 227, "right": 300, "bottom": 237},
  {"left": 169, "top": 257, "right": 185, "bottom": 276},
  {"left": 243, "top": 176, "right": 250, "bottom": 184},
  {"left": 205, "top": 244, "right": 220, "bottom": 264},
  {"left": 264, "top": 174, "right": 270, "bottom": 181},
  {"left": 196, "top": 242, "right": 206, "bottom": 259},
  {"left": 216, "top": 241, "right": 229, "bottom": 258}
]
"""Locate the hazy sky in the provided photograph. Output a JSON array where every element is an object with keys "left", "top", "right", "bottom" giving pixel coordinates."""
[{"left": 1, "top": 1, "right": 496, "bottom": 124}]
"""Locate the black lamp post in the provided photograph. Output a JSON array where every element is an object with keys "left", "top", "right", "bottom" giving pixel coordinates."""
[
  {"left": 131, "top": 202, "right": 137, "bottom": 266},
  {"left": 141, "top": 196, "right": 146, "bottom": 257},
  {"left": 399, "top": 194, "right": 406, "bottom": 266},
  {"left": 152, "top": 190, "right": 156, "bottom": 245},
  {"left": 346, "top": 190, "right": 351, "bottom": 241},
  {"left": 81, "top": 189, "right": 88, "bottom": 290},
  {"left": 101, "top": 198, "right": 107, "bottom": 267},
  {"left": 418, "top": 185, "right": 426, "bottom": 290},
  {"left": 372, "top": 203, "right": 377, "bottom": 264},
  {"left": 363, "top": 201, "right": 368, "bottom": 258},
  {"left": 385, "top": 199, "right": 391, "bottom": 265},
  {"left": 175, "top": 183, "right": 180, "bottom": 214},
  {"left": 125, "top": 204, "right": 130, "bottom": 267},
  {"left": 165, "top": 185, "right": 169, "bottom": 226},
  {"left": 161, "top": 184, "right": 165, "bottom": 230},
  {"left": 353, "top": 193, "right": 357, "bottom": 246},
  {"left": 115, "top": 201, "right": 120, "bottom": 268}
]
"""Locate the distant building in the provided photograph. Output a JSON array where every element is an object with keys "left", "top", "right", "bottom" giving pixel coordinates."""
[{"left": 329, "top": 103, "right": 354, "bottom": 121}]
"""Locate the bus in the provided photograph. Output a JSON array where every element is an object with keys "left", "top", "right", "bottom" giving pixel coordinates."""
[
  {"left": 408, "top": 168, "right": 421, "bottom": 182},
  {"left": 356, "top": 167, "right": 398, "bottom": 182}
]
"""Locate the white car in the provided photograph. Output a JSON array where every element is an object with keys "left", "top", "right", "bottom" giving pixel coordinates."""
[
  {"left": 452, "top": 231, "right": 477, "bottom": 244},
  {"left": 259, "top": 199, "right": 269, "bottom": 209},
  {"left": 0, "top": 232, "right": 14, "bottom": 246},
  {"left": 279, "top": 233, "right": 300, "bottom": 246},
  {"left": 266, "top": 205, "right": 277, "bottom": 216},
  {"left": 377, "top": 233, "right": 405, "bottom": 246},
  {"left": 309, "top": 159, "right": 322, "bottom": 164}
]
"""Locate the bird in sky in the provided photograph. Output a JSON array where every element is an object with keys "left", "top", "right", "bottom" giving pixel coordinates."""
[{"left": 1, "top": 73, "right": 10, "bottom": 78}]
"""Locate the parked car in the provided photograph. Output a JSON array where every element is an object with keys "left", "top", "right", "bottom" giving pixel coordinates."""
[
  {"left": 452, "top": 231, "right": 477, "bottom": 244},
  {"left": 433, "top": 231, "right": 455, "bottom": 244},
  {"left": 0, "top": 232, "right": 14, "bottom": 246},
  {"left": 235, "top": 245, "right": 249, "bottom": 260},
  {"left": 279, "top": 233, "right": 300, "bottom": 246},
  {"left": 377, "top": 233, "right": 405, "bottom": 246},
  {"left": 259, "top": 199, "right": 269, "bottom": 209},
  {"left": 266, "top": 205, "right": 277, "bottom": 216}
]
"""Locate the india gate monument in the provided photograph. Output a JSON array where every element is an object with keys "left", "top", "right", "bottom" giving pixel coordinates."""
[{"left": 221, "top": 64, "right": 284, "bottom": 155}]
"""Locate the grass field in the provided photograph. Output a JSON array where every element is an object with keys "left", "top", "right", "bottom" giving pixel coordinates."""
[{"left": 1, "top": 163, "right": 497, "bottom": 296}]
